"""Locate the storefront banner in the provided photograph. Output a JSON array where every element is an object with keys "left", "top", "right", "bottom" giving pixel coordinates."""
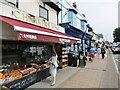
[
  {"left": 0, "top": 16, "right": 80, "bottom": 43},
  {"left": 59, "top": 38, "right": 70, "bottom": 43},
  {"left": 18, "top": 32, "right": 60, "bottom": 43},
  {"left": 17, "top": 32, "right": 79, "bottom": 44}
]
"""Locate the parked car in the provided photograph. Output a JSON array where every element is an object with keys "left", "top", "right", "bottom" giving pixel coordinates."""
[{"left": 112, "top": 44, "right": 120, "bottom": 54}]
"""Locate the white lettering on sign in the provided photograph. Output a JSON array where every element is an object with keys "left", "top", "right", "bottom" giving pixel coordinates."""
[
  {"left": 59, "top": 38, "right": 70, "bottom": 43},
  {"left": 19, "top": 33, "right": 37, "bottom": 40}
]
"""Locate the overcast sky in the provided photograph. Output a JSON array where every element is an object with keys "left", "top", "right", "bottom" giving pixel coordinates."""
[{"left": 70, "top": 0, "right": 119, "bottom": 42}]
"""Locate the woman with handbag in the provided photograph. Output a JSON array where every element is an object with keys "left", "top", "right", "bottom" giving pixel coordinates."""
[{"left": 49, "top": 52, "right": 58, "bottom": 86}]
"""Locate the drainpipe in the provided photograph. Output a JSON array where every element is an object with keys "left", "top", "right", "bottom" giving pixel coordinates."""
[
  {"left": 82, "top": 28, "right": 87, "bottom": 56},
  {"left": 61, "top": 0, "right": 63, "bottom": 23}
]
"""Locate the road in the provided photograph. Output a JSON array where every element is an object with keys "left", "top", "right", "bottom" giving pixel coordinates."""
[
  {"left": 113, "top": 54, "right": 120, "bottom": 73},
  {"left": 113, "top": 53, "right": 120, "bottom": 89}
]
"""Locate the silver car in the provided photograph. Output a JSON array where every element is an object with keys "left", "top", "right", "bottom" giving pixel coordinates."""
[{"left": 113, "top": 44, "right": 120, "bottom": 54}]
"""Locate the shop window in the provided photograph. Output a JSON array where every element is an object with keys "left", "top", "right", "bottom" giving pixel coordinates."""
[
  {"left": 1, "top": 0, "right": 18, "bottom": 8},
  {"left": 75, "top": 44, "right": 78, "bottom": 53},
  {"left": 68, "top": 10, "right": 77, "bottom": 27},
  {"left": 70, "top": 43, "right": 74, "bottom": 52},
  {"left": 39, "top": 6, "right": 48, "bottom": 20},
  {"left": 21, "top": 45, "right": 49, "bottom": 64},
  {"left": 2, "top": 41, "right": 51, "bottom": 65}
]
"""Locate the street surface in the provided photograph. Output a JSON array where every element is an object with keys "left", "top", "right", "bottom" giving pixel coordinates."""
[
  {"left": 113, "top": 54, "right": 120, "bottom": 73},
  {"left": 26, "top": 49, "right": 118, "bottom": 89},
  {"left": 113, "top": 53, "right": 120, "bottom": 89}
]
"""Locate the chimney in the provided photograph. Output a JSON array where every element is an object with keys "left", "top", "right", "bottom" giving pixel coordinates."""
[
  {"left": 73, "top": 2, "right": 77, "bottom": 8},
  {"left": 82, "top": 14, "right": 86, "bottom": 17}
]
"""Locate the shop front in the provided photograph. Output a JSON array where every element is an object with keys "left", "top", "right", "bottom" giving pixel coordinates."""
[
  {"left": 84, "top": 33, "right": 92, "bottom": 55},
  {"left": 0, "top": 16, "right": 80, "bottom": 89},
  {"left": 60, "top": 23, "right": 82, "bottom": 49},
  {"left": 59, "top": 22, "right": 92, "bottom": 67}
]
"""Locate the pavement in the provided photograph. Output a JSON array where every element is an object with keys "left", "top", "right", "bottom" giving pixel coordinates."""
[{"left": 26, "top": 49, "right": 118, "bottom": 89}]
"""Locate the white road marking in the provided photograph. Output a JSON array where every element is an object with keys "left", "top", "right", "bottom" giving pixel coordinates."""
[
  {"left": 115, "top": 59, "right": 118, "bottom": 62},
  {"left": 115, "top": 59, "right": 120, "bottom": 62},
  {"left": 112, "top": 54, "right": 119, "bottom": 74}
]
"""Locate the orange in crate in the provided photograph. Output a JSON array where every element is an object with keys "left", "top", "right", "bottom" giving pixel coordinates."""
[
  {"left": 10, "top": 70, "right": 22, "bottom": 79},
  {"left": 0, "top": 73, "right": 3, "bottom": 79}
]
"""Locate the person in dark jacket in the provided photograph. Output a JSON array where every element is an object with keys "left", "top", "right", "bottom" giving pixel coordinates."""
[{"left": 101, "top": 45, "right": 106, "bottom": 59}]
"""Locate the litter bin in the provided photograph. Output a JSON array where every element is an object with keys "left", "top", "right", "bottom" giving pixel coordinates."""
[
  {"left": 68, "top": 53, "right": 73, "bottom": 66},
  {"left": 79, "top": 59, "right": 84, "bottom": 68},
  {"left": 73, "top": 55, "right": 77, "bottom": 67},
  {"left": 79, "top": 56, "right": 86, "bottom": 67}
]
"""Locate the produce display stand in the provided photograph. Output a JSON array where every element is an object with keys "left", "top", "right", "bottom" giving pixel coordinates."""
[
  {"left": 36, "top": 67, "right": 50, "bottom": 82},
  {"left": 59, "top": 47, "right": 68, "bottom": 69},
  {"left": 2, "top": 67, "right": 50, "bottom": 90}
]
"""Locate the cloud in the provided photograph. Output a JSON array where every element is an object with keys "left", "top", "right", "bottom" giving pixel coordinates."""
[{"left": 74, "top": 1, "right": 118, "bottom": 42}]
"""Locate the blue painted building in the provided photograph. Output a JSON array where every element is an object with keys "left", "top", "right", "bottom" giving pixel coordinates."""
[{"left": 56, "top": 0, "right": 92, "bottom": 54}]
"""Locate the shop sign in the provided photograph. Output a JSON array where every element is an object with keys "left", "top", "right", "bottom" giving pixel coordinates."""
[
  {"left": 12, "top": 9, "right": 65, "bottom": 33},
  {"left": 59, "top": 38, "right": 70, "bottom": 43},
  {"left": 17, "top": 32, "right": 79, "bottom": 43},
  {"left": 19, "top": 33, "right": 37, "bottom": 40}
]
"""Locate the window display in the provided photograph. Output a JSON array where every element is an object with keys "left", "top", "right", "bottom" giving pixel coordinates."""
[
  {"left": 2, "top": 41, "right": 51, "bottom": 65},
  {"left": 1, "top": 41, "right": 51, "bottom": 86}
]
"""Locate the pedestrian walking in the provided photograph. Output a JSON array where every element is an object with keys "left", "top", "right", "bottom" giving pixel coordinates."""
[
  {"left": 101, "top": 45, "right": 106, "bottom": 59},
  {"left": 90, "top": 46, "right": 95, "bottom": 60},
  {"left": 49, "top": 52, "right": 58, "bottom": 86},
  {"left": 97, "top": 47, "right": 101, "bottom": 59}
]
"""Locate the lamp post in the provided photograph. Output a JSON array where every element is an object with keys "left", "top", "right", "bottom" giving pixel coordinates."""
[
  {"left": 81, "top": 18, "right": 88, "bottom": 56},
  {"left": 81, "top": 30, "right": 87, "bottom": 56}
]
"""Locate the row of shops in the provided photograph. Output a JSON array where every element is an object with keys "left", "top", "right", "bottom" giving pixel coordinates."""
[
  {"left": 0, "top": 16, "right": 90, "bottom": 90},
  {"left": 0, "top": 16, "right": 92, "bottom": 90},
  {"left": 0, "top": 1, "right": 93, "bottom": 89}
]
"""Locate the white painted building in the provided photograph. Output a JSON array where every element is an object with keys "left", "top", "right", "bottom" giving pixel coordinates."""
[
  {"left": 0, "top": 0, "right": 66, "bottom": 33},
  {"left": 0, "top": 0, "right": 80, "bottom": 69}
]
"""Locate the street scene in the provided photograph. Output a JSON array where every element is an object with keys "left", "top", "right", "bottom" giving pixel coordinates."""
[
  {"left": 27, "top": 49, "right": 118, "bottom": 89},
  {"left": 0, "top": 0, "right": 119, "bottom": 90}
]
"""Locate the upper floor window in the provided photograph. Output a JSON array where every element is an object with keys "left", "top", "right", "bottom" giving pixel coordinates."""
[
  {"left": 81, "top": 21, "right": 85, "bottom": 30},
  {"left": 68, "top": 9, "right": 77, "bottom": 27},
  {"left": 1, "top": 0, "right": 18, "bottom": 8},
  {"left": 39, "top": 6, "right": 48, "bottom": 20}
]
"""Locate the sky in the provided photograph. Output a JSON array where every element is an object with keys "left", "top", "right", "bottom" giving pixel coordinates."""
[{"left": 70, "top": 0, "right": 119, "bottom": 42}]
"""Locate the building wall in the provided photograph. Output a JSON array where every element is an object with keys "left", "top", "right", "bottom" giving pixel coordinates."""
[
  {"left": 57, "top": 0, "right": 87, "bottom": 31},
  {"left": 19, "top": 0, "right": 39, "bottom": 17},
  {"left": 118, "top": 1, "right": 120, "bottom": 27},
  {"left": 0, "top": 0, "right": 65, "bottom": 33},
  {"left": 19, "top": 0, "right": 58, "bottom": 24},
  {"left": 57, "top": 0, "right": 70, "bottom": 23},
  {"left": 45, "top": 4, "right": 58, "bottom": 24}
]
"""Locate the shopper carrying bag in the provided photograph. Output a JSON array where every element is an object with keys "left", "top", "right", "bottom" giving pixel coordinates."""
[
  {"left": 49, "top": 52, "right": 58, "bottom": 86},
  {"left": 97, "top": 47, "right": 101, "bottom": 59}
]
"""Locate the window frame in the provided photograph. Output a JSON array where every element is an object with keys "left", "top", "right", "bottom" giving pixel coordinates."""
[
  {"left": 39, "top": 5, "right": 49, "bottom": 21},
  {"left": 3, "top": 0, "right": 18, "bottom": 8}
]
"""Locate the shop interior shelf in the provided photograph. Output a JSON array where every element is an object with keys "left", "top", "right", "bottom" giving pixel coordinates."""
[
  {"left": 62, "top": 52, "right": 68, "bottom": 54},
  {"left": 62, "top": 48, "right": 67, "bottom": 50}
]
